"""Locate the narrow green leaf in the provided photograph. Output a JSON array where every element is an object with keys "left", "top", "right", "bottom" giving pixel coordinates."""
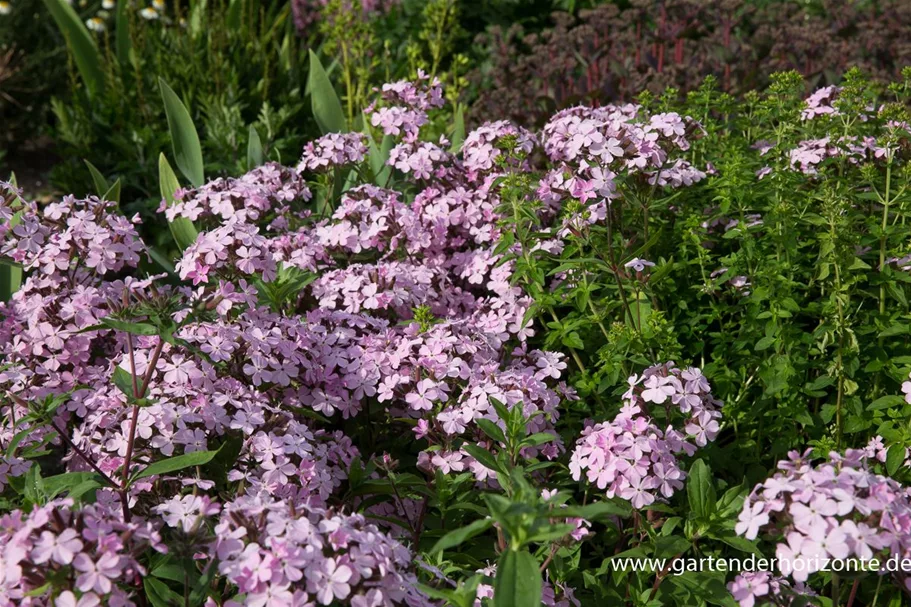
[
  {"left": 101, "top": 317, "right": 159, "bottom": 335},
  {"left": 188, "top": 0, "right": 208, "bottom": 38},
  {"left": 115, "top": 0, "right": 131, "bottom": 66},
  {"left": 84, "top": 160, "right": 110, "bottom": 196},
  {"left": 451, "top": 105, "right": 466, "bottom": 153},
  {"left": 307, "top": 50, "right": 347, "bottom": 134},
  {"left": 226, "top": 0, "right": 243, "bottom": 29},
  {"left": 247, "top": 125, "right": 264, "bottom": 169},
  {"left": 367, "top": 130, "right": 393, "bottom": 187},
  {"left": 159, "top": 154, "right": 199, "bottom": 251},
  {"left": 159, "top": 78, "right": 205, "bottom": 187},
  {"left": 103, "top": 179, "right": 122, "bottom": 204},
  {"left": 429, "top": 517, "right": 493, "bottom": 555},
  {"left": 493, "top": 550, "right": 542, "bottom": 607},
  {"left": 42, "top": 0, "right": 104, "bottom": 97},
  {"left": 131, "top": 449, "right": 219, "bottom": 482}
]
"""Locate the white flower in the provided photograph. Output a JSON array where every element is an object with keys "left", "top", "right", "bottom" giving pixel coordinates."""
[
  {"left": 140, "top": 6, "right": 158, "bottom": 19},
  {"left": 102, "top": 0, "right": 115, "bottom": 8},
  {"left": 0, "top": 2, "right": 11, "bottom": 16},
  {"left": 85, "top": 17, "right": 106, "bottom": 32}
]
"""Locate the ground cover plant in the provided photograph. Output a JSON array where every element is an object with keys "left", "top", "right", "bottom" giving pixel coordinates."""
[{"left": 3, "top": 36, "right": 911, "bottom": 607}]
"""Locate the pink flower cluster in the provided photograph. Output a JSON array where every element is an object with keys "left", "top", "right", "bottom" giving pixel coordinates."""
[
  {"left": 0, "top": 70, "right": 726, "bottom": 604},
  {"left": 733, "top": 447, "right": 911, "bottom": 603},
  {"left": 368, "top": 72, "right": 444, "bottom": 144},
  {"left": 163, "top": 163, "right": 311, "bottom": 224},
  {"left": 214, "top": 490, "right": 430, "bottom": 607},
  {"left": 569, "top": 363, "right": 722, "bottom": 509},
  {"left": 0, "top": 498, "right": 166, "bottom": 605},
  {"left": 0, "top": 189, "right": 144, "bottom": 276},
  {"left": 727, "top": 572, "right": 816, "bottom": 607},
  {"left": 298, "top": 132, "right": 368, "bottom": 172}
]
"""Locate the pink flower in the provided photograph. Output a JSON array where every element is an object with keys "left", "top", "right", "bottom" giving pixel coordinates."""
[{"left": 31, "top": 529, "right": 84, "bottom": 565}]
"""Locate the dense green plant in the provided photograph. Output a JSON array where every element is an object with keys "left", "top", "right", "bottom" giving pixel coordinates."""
[{"left": 45, "top": 0, "right": 310, "bottom": 227}]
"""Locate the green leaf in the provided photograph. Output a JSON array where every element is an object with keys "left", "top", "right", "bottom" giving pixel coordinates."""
[
  {"left": 131, "top": 449, "right": 219, "bottom": 482},
  {"left": 115, "top": 0, "right": 131, "bottom": 65},
  {"left": 44, "top": 471, "right": 104, "bottom": 497},
  {"left": 103, "top": 179, "right": 122, "bottom": 204},
  {"left": 493, "top": 550, "right": 542, "bottom": 607},
  {"left": 308, "top": 50, "right": 347, "bottom": 134},
  {"left": 188, "top": 0, "right": 208, "bottom": 37},
  {"left": 429, "top": 517, "right": 493, "bottom": 555},
  {"left": 84, "top": 160, "right": 110, "bottom": 196},
  {"left": 870, "top": 395, "right": 906, "bottom": 411},
  {"left": 102, "top": 317, "right": 159, "bottom": 335},
  {"left": 159, "top": 78, "right": 205, "bottom": 187},
  {"left": 520, "top": 433, "right": 556, "bottom": 448},
  {"left": 451, "top": 105, "right": 466, "bottom": 152},
  {"left": 159, "top": 154, "right": 199, "bottom": 251},
  {"left": 560, "top": 500, "right": 632, "bottom": 520},
  {"left": 42, "top": 0, "right": 104, "bottom": 97},
  {"left": 226, "top": 0, "right": 243, "bottom": 29},
  {"left": 367, "top": 130, "right": 393, "bottom": 187},
  {"left": 6, "top": 426, "right": 34, "bottom": 459},
  {"left": 462, "top": 444, "right": 503, "bottom": 475},
  {"left": 247, "top": 125, "right": 264, "bottom": 169},
  {"left": 113, "top": 366, "right": 137, "bottom": 399},
  {"left": 144, "top": 577, "right": 182, "bottom": 607},
  {"left": 476, "top": 419, "right": 507, "bottom": 444},
  {"left": 687, "top": 459, "right": 716, "bottom": 519},
  {"left": 886, "top": 444, "right": 906, "bottom": 477}
]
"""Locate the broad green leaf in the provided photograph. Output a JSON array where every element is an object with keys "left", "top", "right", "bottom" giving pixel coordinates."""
[
  {"left": 43, "top": 471, "right": 98, "bottom": 496},
  {"left": 113, "top": 366, "right": 137, "bottom": 399},
  {"left": 429, "top": 517, "right": 493, "bottom": 555},
  {"left": 687, "top": 459, "right": 716, "bottom": 520},
  {"left": 42, "top": 0, "right": 104, "bottom": 97},
  {"left": 159, "top": 153, "right": 199, "bottom": 251},
  {"left": 159, "top": 78, "right": 205, "bottom": 187},
  {"left": 560, "top": 500, "right": 632, "bottom": 520},
  {"left": 308, "top": 50, "right": 347, "bottom": 134},
  {"left": 886, "top": 444, "right": 906, "bottom": 477},
  {"left": 247, "top": 125, "right": 264, "bottom": 169},
  {"left": 144, "top": 577, "right": 183, "bottom": 607},
  {"left": 476, "top": 419, "right": 507, "bottom": 444},
  {"left": 462, "top": 444, "right": 503, "bottom": 475},
  {"left": 493, "top": 550, "right": 542, "bottom": 607},
  {"left": 84, "top": 160, "right": 109, "bottom": 196},
  {"left": 115, "top": 0, "right": 131, "bottom": 65},
  {"left": 131, "top": 449, "right": 219, "bottom": 482}
]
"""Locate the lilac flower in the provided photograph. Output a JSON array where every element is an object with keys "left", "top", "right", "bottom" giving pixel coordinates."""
[{"left": 624, "top": 258, "right": 655, "bottom": 272}]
